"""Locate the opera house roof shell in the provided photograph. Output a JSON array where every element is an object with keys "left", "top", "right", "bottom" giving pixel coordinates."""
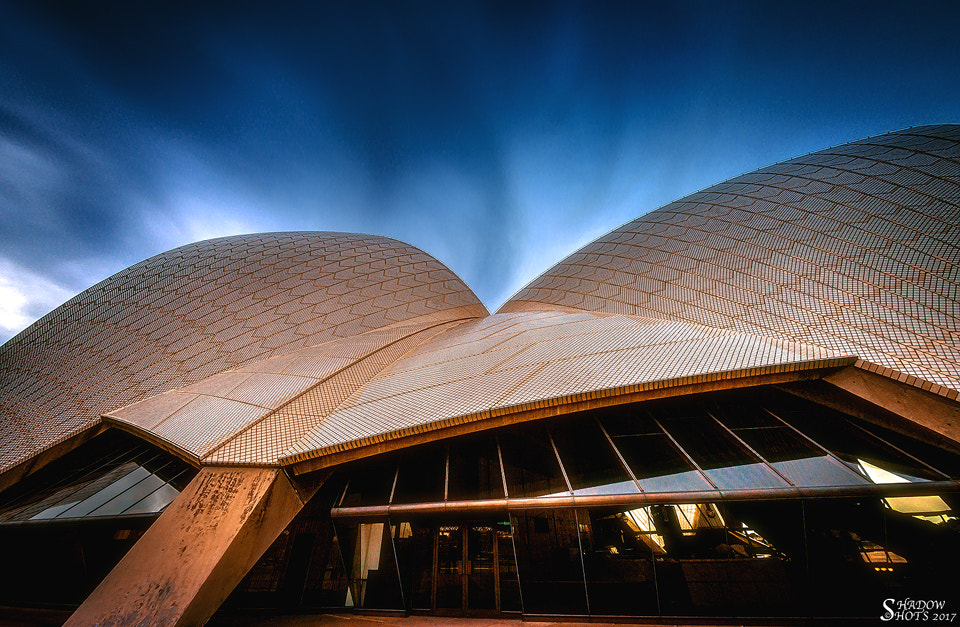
[
  {"left": 1, "top": 124, "right": 959, "bottom": 484},
  {"left": 1, "top": 124, "right": 959, "bottom": 626}
]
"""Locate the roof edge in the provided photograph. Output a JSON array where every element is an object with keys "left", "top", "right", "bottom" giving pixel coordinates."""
[{"left": 282, "top": 354, "right": 858, "bottom": 474}]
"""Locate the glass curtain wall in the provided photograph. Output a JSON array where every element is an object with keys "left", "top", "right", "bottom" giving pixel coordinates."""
[{"left": 309, "top": 387, "right": 960, "bottom": 617}]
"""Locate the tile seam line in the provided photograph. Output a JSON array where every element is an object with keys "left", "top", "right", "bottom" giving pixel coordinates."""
[
  {"left": 502, "top": 298, "right": 960, "bottom": 388},
  {"left": 307, "top": 326, "right": 769, "bottom": 411},
  {"left": 611, "top": 197, "right": 960, "bottom": 301},
  {"left": 200, "top": 317, "right": 479, "bottom": 463},
  {"left": 276, "top": 320, "right": 478, "bottom": 461},
  {"left": 278, "top": 355, "right": 858, "bottom": 467}
]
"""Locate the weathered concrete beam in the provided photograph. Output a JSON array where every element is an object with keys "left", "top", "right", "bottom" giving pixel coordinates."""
[
  {"left": 779, "top": 367, "right": 960, "bottom": 454},
  {"left": 65, "top": 466, "right": 312, "bottom": 627}
]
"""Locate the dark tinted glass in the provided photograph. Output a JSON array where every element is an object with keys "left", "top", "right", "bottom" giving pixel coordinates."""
[
  {"left": 852, "top": 417, "right": 960, "bottom": 479},
  {"left": 550, "top": 419, "right": 637, "bottom": 496},
  {"left": 88, "top": 473, "right": 167, "bottom": 517},
  {"left": 773, "top": 402, "right": 944, "bottom": 482},
  {"left": 392, "top": 519, "right": 435, "bottom": 610},
  {"left": 594, "top": 404, "right": 662, "bottom": 436},
  {"left": 803, "top": 497, "right": 896, "bottom": 617},
  {"left": 334, "top": 520, "right": 403, "bottom": 610},
  {"left": 392, "top": 445, "right": 446, "bottom": 505},
  {"left": 609, "top": 432, "right": 714, "bottom": 493},
  {"left": 511, "top": 509, "right": 587, "bottom": 615},
  {"left": 498, "top": 427, "right": 569, "bottom": 498},
  {"left": 731, "top": 425, "right": 869, "bottom": 487},
  {"left": 704, "top": 392, "right": 782, "bottom": 428},
  {"left": 340, "top": 455, "right": 398, "bottom": 508},
  {"left": 659, "top": 416, "right": 789, "bottom": 490},
  {"left": 580, "top": 507, "right": 658, "bottom": 615},
  {"left": 0, "top": 433, "right": 197, "bottom": 522},
  {"left": 447, "top": 436, "right": 504, "bottom": 501}
]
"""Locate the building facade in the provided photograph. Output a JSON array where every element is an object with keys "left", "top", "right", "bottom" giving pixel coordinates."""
[{"left": 1, "top": 125, "right": 959, "bottom": 624}]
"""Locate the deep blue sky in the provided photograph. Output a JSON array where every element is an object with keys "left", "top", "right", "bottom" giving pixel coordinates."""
[{"left": 1, "top": 1, "right": 959, "bottom": 342}]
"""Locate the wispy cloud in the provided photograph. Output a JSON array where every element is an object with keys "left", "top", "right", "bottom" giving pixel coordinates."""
[{"left": 1, "top": 1, "right": 959, "bottom": 342}]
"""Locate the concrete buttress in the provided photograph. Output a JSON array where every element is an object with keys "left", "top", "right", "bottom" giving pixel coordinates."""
[{"left": 65, "top": 466, "right": 311, "bottom": 627}]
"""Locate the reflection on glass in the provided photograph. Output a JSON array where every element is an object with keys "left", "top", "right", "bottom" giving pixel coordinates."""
[
  {"left": 550, "top": 419, "right": 638, "bottom": 496},
  {"left": 338, "top": 520, "right": 403, "bottom": 610},
  {"left": 594, "top": 405, "right": 662, "bottom": 436},
  {"left": 25, "top": 455, "right": 192, "bottom": 521},
  {"left": 467, "top": 524, "right": 497, "bottom": 610},
  {"left": 580, "top": 507, "right": 659, "bottom": 615},
  {"left": 447, "top": 436, "right": 504, "bottom": 501},
  {"left": 773, "top": 401, "right": 944, "bottom": 482},
  {"left": 804, "top": 497, "right": 896, "bottom": 616},
  {"left": 498, "top": 428, "right": 569, "bottom": 498},
  {"left": 658, "top": 416, "right": 789, "bottom": 491},
  {"left": 851, "top": 417, "right": 960, "bottom": 479},
  {"left": 340, "top": 455, "right": 397, "bottom": 508},
  {"left": 858, "top": 459, "right": 955, "bottom": 521},
  {"left": 511, "top": 509, "right": 587, "bottom": 615},
  {"left": 606, "top": 431, "right": 714, "bottom": 493},
  {"left": 652, "top": 500, "right": 801, "bottom": 617},
  {"left": 393, "top": 446, "right": 445, "bottom": 505},
  {"left": 392, "top": 519, "right": 433, "bottom": 610},
  {"left": 728, "top": 424, "right": 869, "bottom": 487},
  {"left": 436, "top": 524, "right": 463, "bottom": 609},
  {"left": 497, "top": 521, "right": 521, "bottom": 612},
  {"left": 123, "top": 483, "right": 180, "bottom": 515}
]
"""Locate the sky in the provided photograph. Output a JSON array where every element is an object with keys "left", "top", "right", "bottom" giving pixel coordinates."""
[{"left": 1, "top": 1, "right": 959, "bottom": 344}]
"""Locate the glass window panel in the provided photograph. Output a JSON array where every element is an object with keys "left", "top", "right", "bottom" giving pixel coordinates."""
[
  {"left": 50, "top": 466, "right": 153, "bottom": 518},
  {"left": 705, "top": 394, "right": 782, "bottom": 429},
  {"left": 497, "top": 521, "right": 521, "bottom": 612},
  {"left": 701, "top": 463, "right": 790, "bottom": 491},
  {"left": 510, "top": 509, "right": 587, "bottom": 615},
  {"left": 498, "top": 427, "right": 569, "bottom": 498},
  {"left": 773, "top": 403, "right": 943, "bottom": 482},
  {"left": 654, "top": 500, "right": 804, "bottom": 617},
  {"left": 658, "top": 416, "right": 789, "bottom": 491},
  {"left": 597, "top": 405, "right": 663, "bottom": 436},
  {"left": 803, "top": 497, "right": 896, "bottom": 617},
  {"left": 549, "top": 419, "right": 638, "bottom": 496},
  {"left": 0, "top": 429, "right": 198, "bottom": 523},
  {"left": 19, "top": 461, "right": 142, "bottom": 521},
  {"left": 580, "top": 506, "right": 659, "bottom": 615},
  {"left": 122, "top": 483, "right": 180, "bottom": 515},
  {"left": 391, "top": 518, "right": 434, "bottom": 610},
  {"left": 658, "top": 415, "right": 759, "bottom": 469},
  {"left": 335, "top": 520, "right": 403, "bottom": 610},
  {"left": 467, "top": 523, "right": 497, "bottom": 610},
  {"left": 88, "top": 474, "right": 166, "bottom": 517},
  {"left": 340, "top": 456, "right": 398, "bottom": 508},
  {"left": 611, "top": 433, "right": 715, "bottom": 493},
  {"left": 392, "top": 445, "right": 445, "bottom": 505},
  {"left": 26, "top": 499, "right": 81, "bottom": 520},
  {"left": 436, "top": 524, "right": 462, "bottom": 609},
  {"left": 852, "top": 417, "right": 960, "bottom": 480},
  {"left": 733, "top": 426, "right": 870, "bottom": 487},
  {"left": 447, "top": 435, "right": 504, "bottom": 501}
]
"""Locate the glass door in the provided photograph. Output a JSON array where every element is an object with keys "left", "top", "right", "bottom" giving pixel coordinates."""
[
  {"left": 466, "top": 524, "right": 496, "bottom": 610},
  {"left": 436, "top": 524, "right": 463, "bottom": 610}
]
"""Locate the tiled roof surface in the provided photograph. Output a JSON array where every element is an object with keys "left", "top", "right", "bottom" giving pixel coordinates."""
[
  {"left": 503, "top": 125, "right": 960, "bottom": 397},
  {"left": 280, "top": 310, "right": 852, "bottom": 464},
  {"left": 0, "top": 232, "right": 486, "bottom": 475},
  {"left": 3, "top": 126, "right": 959, "bottom": 473}
]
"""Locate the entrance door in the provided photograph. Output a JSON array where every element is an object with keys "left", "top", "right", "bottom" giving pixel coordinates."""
[{"left": 433, "top": 521, "right": 513, "bottom": 614}]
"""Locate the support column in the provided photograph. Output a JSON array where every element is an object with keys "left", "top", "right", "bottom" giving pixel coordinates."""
[{"left": 65, "top": 466, "right": 313, "bottom": 627}]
